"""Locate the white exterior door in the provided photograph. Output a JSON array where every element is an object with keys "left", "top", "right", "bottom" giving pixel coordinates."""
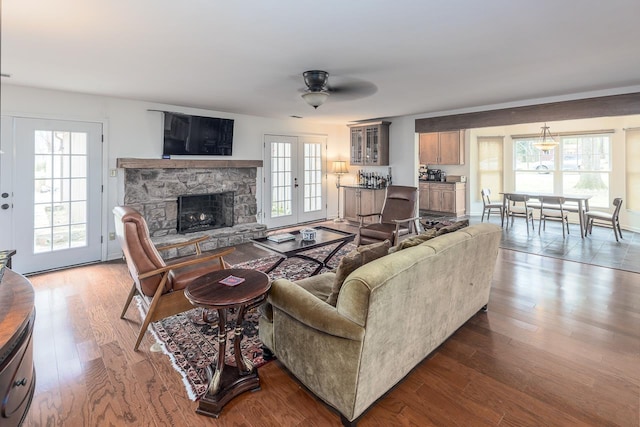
[
  {"left": 263, "top": 134, "right": 326, "bottom": 229},
  {"left": 0, "top": 117, "right": 103, "bottom": 274}
]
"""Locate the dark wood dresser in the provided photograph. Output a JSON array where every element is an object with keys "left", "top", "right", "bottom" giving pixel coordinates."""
[{"left": 0, "top": 254, "right": 36, "bottom": 427}]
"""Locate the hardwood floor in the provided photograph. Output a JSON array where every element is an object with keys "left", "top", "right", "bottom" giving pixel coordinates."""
[{"left": 23, "top": 243, "right": 639, "bottom": 426}]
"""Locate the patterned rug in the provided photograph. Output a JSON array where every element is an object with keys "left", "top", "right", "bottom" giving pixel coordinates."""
[{"left": 147, "top": 241, "right": 356, "bottom": 400}]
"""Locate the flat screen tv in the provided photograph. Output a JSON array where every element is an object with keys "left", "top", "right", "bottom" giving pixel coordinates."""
[{"left": 162, "top": 112, "right": 234, "bottom": 156}]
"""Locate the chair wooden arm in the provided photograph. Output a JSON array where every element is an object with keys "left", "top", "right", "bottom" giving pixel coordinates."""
[
  {"left": 138, "top": 247, "right": 235, "bottom": 279},
  {"left": 392, "top": 216, "right": 421, "bottom": 234},
  {"left": 156, "top": 235, "right": 210, "bottom": 254},
  {"left": 390, "top": 216, "right": 421, "bottom": 225},
  {"left": 357, "top": 212, "right": 382, "bottom": 226}
]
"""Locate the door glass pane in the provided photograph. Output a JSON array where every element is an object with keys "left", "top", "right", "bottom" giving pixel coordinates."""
[
  {"left": 32, "top": 130, "right": 90, "bottom": 253},
  {"left": 303, "top": 142, "right": 322, "bottom": 213},
  {"left": 271, "top": 142, "right": 293, "bottom": 217}
]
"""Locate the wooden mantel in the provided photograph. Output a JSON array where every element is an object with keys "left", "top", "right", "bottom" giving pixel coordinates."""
[{"left": 116, "top": 158, "right": 263, "bottom": 169}]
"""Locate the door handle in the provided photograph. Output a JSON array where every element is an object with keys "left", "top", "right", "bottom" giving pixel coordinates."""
[
  {"left": 1, "top": 204, "right": 9, "bottom": 210},
  {"left": 294, "top": 178, "right": 299, "bottom": 188}
]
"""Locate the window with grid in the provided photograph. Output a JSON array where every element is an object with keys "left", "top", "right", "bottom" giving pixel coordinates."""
[
  {"left": 303, "top": 142, "right": 322, "bottom": 212},
  {"left": 560, "top": 134, "right": 610, "bottom": 208},
  {"left": 513, "top": 137, "right": 555, "bottom": 193},
  {"left": 477, "top": 136, "right": 503, "bottom": 201},
  {"left": 270, "top": 142, "right": 292, "bottom": 217},
  {"left": 625, "top": 129, "right": 640, "bottom": 211}
]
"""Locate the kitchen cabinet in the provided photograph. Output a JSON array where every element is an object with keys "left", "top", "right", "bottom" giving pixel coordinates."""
[
  {"left": 418, "top": 182, "right": 430, "bottom": 211},
  {"left": 419, "top": 130, "right": 464, "bottom": 165},
  {"left": 343, "top": 187, "right": 386, "bottom": 223},
  {"left": 418, "top": 182, "right": 466, "bottom": 216},
  {"left": 348, "top": 121, "right": 390, "bottom": 166}
]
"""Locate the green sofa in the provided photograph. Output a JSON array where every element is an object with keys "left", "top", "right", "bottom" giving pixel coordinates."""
[{"left": 259, "top": 223, "right": 502, "bottom": 425}]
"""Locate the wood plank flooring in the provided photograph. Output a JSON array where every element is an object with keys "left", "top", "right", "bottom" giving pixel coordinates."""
[{"left": 22, "top": 244, "right": 639, "bottom": 426}]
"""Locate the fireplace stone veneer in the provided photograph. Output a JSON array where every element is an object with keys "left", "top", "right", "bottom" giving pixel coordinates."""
[{"left": 121, "top": 164, "right": 266, "bottom": 253}]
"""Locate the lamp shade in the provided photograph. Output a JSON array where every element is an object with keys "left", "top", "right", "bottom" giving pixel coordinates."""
[
  {"left": 533, "top": 124, "right": 558, "bottom": 152},
  {"left": 332, "top": 161, "right": 349, "bottom": 175},
  {"left": 301, "top": 91, "right": 329, "bottom": 109}
]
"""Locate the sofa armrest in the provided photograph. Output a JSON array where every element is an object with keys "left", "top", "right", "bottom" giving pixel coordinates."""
[{"left": 268, "top": 278, "right": 365, "bottom": 341}]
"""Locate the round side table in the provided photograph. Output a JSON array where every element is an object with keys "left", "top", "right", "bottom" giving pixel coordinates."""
[{"left": 184, "top": 268, "right": 270, "bottom": 418}]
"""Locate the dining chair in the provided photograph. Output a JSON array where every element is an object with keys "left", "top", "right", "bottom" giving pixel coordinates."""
[
  {"left": 114, "top": 206, "right": 235, "bottom": 351},
  {"left": 505, "top": 194, "right": 535, "bottom": 233},
  {"left": 539, "top": 196, "right": 570, "bottom": 238},
  {"left": 481, "top": 188, "right": 504, "bottom": 224},
  {"left": 585, "top": 198, "right": 624, "bottom": 242}
]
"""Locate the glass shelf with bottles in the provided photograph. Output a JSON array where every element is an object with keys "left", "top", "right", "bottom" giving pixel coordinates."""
[{"left": 355, "top": 170, "right": 392, "bottom": 189}]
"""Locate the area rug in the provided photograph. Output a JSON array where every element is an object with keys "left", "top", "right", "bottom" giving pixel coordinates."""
[{"left": 147, "top": 241, "right": 357, "bottom": 400}]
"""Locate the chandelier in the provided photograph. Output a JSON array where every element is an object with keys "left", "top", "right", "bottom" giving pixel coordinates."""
[{"left": 533, "top": 124, "right": 558, "bottom": 153}]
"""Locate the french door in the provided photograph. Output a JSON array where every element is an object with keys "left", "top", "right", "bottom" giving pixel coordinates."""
[
  {"left": 263, "top": 134, "right": 326, "bottom": 228},
  {"left": 0, "top": 117, "right": 103, "bottom": 274}
]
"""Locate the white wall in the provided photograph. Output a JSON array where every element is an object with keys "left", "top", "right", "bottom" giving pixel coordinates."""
[{"left": 1, "top": 84, "right": 349, "bottom": 260}]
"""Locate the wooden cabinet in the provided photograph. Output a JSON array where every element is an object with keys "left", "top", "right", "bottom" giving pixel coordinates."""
[
  {"left": 418, "top": 182, "right": 430, "bottom": 211},
  {"left": 348, "top": 121, "right": 390, "bottom": 166},
  {"left": 418, "top": 182, "right": 466, "bottom": 216},
  {"left": 343, "top": 187, "right": 386, "bottom": 223},
  {"left": 419, "top": 130, "right": 464, "bottom": 165}
]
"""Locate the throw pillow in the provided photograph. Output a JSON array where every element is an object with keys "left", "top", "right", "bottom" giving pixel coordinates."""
[
  {"left": 388, "top": 228, "right": 438, "bottom": 253},
  {"left": 326, "top": 239, "right": 391, "bottom": 306},
  {"left": 435, "top": 219, "right": 469, "bottom": 236}
]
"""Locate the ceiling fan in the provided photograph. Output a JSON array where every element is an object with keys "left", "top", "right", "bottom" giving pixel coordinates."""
[{"left": 300, "top": 70, "right": 377, "bottom": 109}]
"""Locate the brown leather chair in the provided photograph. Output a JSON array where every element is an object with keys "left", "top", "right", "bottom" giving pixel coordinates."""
[
  {"left": 114, "top": 206, "right": 235, "bottom": 351},
  {"left": 356, "top": 185, "right": 419, "bottom": 246}
]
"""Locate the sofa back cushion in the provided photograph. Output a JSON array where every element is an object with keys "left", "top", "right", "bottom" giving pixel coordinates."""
[
  {"left": 388, "top": 228, "right": 438, "bottom": 253},
  {"left": 326, "top": 240, "right": 391, "bottom": 306},
  {"left": 434, "top": 219, "right": 469, "bottom": 236}
]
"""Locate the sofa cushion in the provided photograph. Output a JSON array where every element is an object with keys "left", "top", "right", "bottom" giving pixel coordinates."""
[
  {"left": 435, "top": 219, "right": 469, "bottom": 236},
  {"left": 326, "top": 240, "right": 391, "bottom": 306},
  {"left": 388, "top": 228, "right": 438, "bottom": 253}
]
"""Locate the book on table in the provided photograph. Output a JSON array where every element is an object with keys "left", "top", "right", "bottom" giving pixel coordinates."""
[{"left": 267, "top": 233, "right": 296, "bottom": 243}]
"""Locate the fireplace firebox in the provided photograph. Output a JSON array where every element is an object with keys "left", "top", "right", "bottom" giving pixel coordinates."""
[{"left": 177, "top": 192, "right": 235, "bottom": 234}]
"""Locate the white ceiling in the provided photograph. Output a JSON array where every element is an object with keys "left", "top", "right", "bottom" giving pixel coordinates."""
[{"left": 3, "top": 0, "right": 640, "bottom": 124}]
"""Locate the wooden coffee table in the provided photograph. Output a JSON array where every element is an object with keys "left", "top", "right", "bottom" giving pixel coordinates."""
[
  {"left": 252, "top": 226, "right": 355, "bottom": 276},
  {"left": 184, "top": 268, "right": 270, "bottom": 418}
]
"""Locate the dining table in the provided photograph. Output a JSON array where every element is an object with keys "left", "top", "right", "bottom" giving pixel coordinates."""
[{"left": 500, "top": 191, "right": 593, "bottom": 238}]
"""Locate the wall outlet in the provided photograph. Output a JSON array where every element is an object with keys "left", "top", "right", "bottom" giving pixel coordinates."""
[{"left": 109, "top": 232, "right": 116, "bottom": 240}]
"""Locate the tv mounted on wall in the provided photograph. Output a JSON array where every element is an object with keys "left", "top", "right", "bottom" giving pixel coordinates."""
[{"left": 162, "top": 112, "right": 234, "bottom": 156}]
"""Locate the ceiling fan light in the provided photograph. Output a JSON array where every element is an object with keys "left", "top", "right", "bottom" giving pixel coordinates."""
[{"left": 301, "top": 91, "right": 329, "bottom": 109}]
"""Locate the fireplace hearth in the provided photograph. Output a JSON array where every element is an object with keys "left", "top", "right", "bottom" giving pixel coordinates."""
[{"left": 177, "top": 192, "right": 234, "bottom": 234}]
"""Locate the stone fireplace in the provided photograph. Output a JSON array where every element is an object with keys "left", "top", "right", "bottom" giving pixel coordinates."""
[{"left": 117, "top": 158, "right": 266, "bottom": 254}]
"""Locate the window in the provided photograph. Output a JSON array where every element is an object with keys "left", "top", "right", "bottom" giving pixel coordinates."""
[
  {"left": 513, "top": 138, "right": 555, "bottom": 193},
  {"left": 626, "top": 129, "right": 640, "bottom": 211},
  {"left": 477, "top": 137, "right": 503, "bottom": 201},
  {"left": 513, "top": 132, "right": 611, "bottom": 208},
  {"left": 561, "top": 134, "right": 610, "bottom": 208}
]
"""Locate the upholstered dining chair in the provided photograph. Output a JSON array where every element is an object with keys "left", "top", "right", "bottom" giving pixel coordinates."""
[
  {"left": 505, "top": 193, "right": 535, "bottom": 234},
  {"left": 113, "top": 206, "right": 235, "bottom": 351},
  {"left": 539, "top": 196, "right": 570, "bottom": 238},
  {"left": 585, "top": 198, "right": 624, "bottom": 242},
  {"left": 356, "top": 185, "right": 420, "bottom": 246},
  {"left": 481, "top": 188, "right": 504, "bottom": 224}
]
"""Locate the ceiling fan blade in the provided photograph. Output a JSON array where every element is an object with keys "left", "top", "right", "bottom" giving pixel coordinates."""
[{"left": 328, "top": 79, "right": 378, "bottom": 101}]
